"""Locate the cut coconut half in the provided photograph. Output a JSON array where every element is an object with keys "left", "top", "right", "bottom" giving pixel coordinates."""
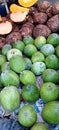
[
  {"left": 0, "top": 21, "right": 12, "bottom": 35},
  {"left": 10, "top": 11, "right": 29, "bottom": 22}
]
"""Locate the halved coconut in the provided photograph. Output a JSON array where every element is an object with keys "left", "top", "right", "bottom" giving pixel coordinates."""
[
  {"left": 10, "top": 11, "right": 29, "bottom": 22},
  {"left": 0, "top": 21, "right": 12, "bottom": 35}
]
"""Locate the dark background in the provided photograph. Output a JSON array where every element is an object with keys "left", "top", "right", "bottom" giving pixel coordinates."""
[{"left": 39, "top": 0, "right": 59, "bottom": 3}]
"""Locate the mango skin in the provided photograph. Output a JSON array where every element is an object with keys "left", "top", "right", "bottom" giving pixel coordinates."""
[
  {"left": 1, "top": 70, "right": 19, "bottom": 87},
  {"left": 42, "top": 101, "right": 59, "bottom": 124},
  {"left": 0, "top": 86, "right": 20, "bottom": 111}
]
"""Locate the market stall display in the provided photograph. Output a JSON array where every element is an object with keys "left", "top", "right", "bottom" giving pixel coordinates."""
[{"left": 0, "top": 0, "right": 59, "bottom": 130}]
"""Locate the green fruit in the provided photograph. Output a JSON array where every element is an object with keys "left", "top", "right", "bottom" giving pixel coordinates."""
[
  {"left": 40, "top": 44, "right": 55, "bottom": 57},
  {"left": 31, "top": 122, "right": 49, "bottom": 130},
  {"left": 24, "top": 44, "right": 37, "bottom": 57},
  {"left": 31, "top": 62, "right": 46, "bottom": 75},
  {"left": 45, "top": 54, "right": 59, "bottom": 70},
  {"left": 0, "top": 86, "right": 20, "bottom": 111},
  {"left": 18, "top": 105, "right": 37, "bottom": 127},
  {"left": 22, "top": 84, "right": 39, "bottom": 102},
  {"left": 34, "top": 36, "right": 46, "bottom": 50},
  {"left": 20, "top": 70, "right": 36, "bottom": 85},
  {"left": 7, "top": 48, "right": 22, "bottom": 60},
  {"left": 42, "top": 69, "right": 59, "bottom": 83},
  {"left": 2, "top": 44, "right": 12, "bottom": 56},
  {"left": 31, "top": 52, "right": 45, "bottom": 63},
  {"left": 0, "top": 76, "right": 3, "bottom": 88},
  {"left": 1, "top": 70, "right": 19, "bottom": 87},
  {"left": 42, "top": 101, "right": 59, "bottom": 124},
  {"left": 24, "top": 58, "right": 32, "bottom": 70},
  {"left": 56, "top": 45, "right": 59, "bottom": 57},
  {"left": 0, "top": 55, "right": 6, "bottom": 66},
  {"left": 9, "top": 55, "right": 25, "bottom": 73},
  {"left": 40, "top": 82, "right": 58, "bottom": 102},
  {"left": 47, "top": 33, "right": 59, "bottom": 46},
  {"left": 1, "top": 62, "right": 10, "bottom": 72},
  {"left": 13, "top": 40, "right": 25, "bottom": 52},
  {"left": 23, "top": 35, "right": 34, "bottom": 45}
]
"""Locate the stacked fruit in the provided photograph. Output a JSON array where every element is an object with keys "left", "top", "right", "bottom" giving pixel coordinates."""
[
  {"left": 0, "top": 0, "right": 59, "bottom": 129},
  {"left": 0, "top": 33, "right": 59, "bottom": 129},
  {"left": 1, "top": 1, "right": 59, "bottom": 49}
]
